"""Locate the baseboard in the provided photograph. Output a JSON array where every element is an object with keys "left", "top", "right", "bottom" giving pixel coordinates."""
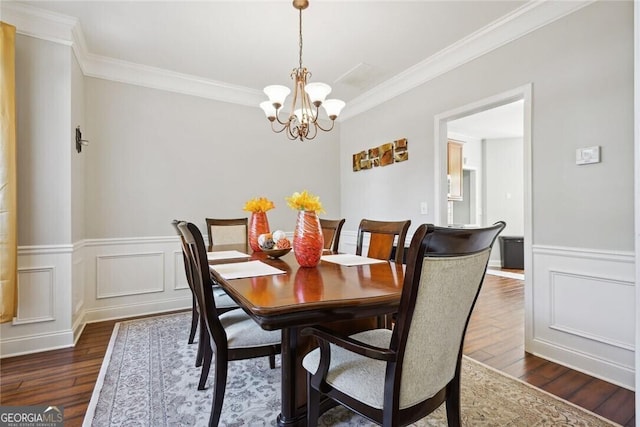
[
  {"left": 0, "top": 328, "right": 75, "bottom": 359},
  {"left": 530, "top": 337, "right": 635, "bottom": 390},
  {"left": 83, "top": 297, "right": 191, "bottom": 324},
  {"left": 72, "top": 312, "right": 87, "bottom": 345}
]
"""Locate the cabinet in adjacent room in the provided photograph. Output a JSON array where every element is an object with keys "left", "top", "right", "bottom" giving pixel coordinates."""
[{"left": 447, "top": 140, "right": 463, "bottom": 201}]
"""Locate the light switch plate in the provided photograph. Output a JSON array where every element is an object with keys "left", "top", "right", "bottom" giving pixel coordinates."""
[
  {"left": 420, "top": 202, "right": 428, "bottom": 215},
  {"left": 576, "top": 146, "right": 600, "bottom": 165}
]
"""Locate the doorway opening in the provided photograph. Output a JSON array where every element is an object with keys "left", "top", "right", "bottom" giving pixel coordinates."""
[{"left": 433, "top": 84, "right": 533, "bottom": 350}]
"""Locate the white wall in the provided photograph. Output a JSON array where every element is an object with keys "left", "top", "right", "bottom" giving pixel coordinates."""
[
  {"left": 15, "top": 36, "right": 72, "bottom": 246},
  {"left": 484, "top": 137, "right": 524, "bottom": 232},
  {"left": 84, "top": 77, "right": 341, "bottom": 239},
  {"left": 485, "top": 137, "right": 524, "bottom": 263},
  {"left": 340, "top": 1, "right": 635, "bottom": 387}
]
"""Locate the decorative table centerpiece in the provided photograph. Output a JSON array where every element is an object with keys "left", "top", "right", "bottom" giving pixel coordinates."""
[
  {"left": 258, "top": 230, "right": 292, "bottom": 259},
  {"left": 286, "top": 190, "right": 325, "bottom": 267}
]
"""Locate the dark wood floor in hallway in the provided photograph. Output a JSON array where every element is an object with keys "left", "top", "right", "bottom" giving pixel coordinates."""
[
  {"left": 0, "top": 271, "right": 635, "bottom": 426},
  {"left": 468, "top": 270, "right": 635, "bottom": 426}
]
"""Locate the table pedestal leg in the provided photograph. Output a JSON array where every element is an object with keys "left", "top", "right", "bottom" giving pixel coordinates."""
[{"left": 277, "top": 327, "right": 307, "bottom": 427}]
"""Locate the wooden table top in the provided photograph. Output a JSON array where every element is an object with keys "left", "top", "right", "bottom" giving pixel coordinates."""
[{"left": 209, "top": 249, "right": 405, "bottom": 330}]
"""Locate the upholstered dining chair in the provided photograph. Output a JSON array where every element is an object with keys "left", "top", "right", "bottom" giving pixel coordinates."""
[
  {"left": 302, "top": 221, "right": 505, "bottom": 427},
  {"left": 172, "top": 220, "right": 238, "bottom": 347},
  {"left": 177, "top": 221, "right": 281, "bottom": 426},
  {"left": 171, "top": 219, "right": 238, "bottom": 382},
  {"left": 205, "top": 217, "right": 248, "bottom": 251},
  {"left": 356, "top": 219, "right": 411, "bottom": 264},
  {"left": 319, "top": 218, "right": 346, "bottom": 252}
]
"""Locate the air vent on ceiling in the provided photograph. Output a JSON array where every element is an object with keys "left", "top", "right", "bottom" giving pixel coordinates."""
[{"left": 334, "top": 62, "right": 385, "bottom": 90}]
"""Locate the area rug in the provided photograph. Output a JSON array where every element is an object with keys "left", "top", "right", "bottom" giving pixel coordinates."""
[{"left": 83, "top": 312, "right": 619, "bottom": 427}]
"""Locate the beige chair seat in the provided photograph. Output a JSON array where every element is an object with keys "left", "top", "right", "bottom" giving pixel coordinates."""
[
  {"left": 303, "top": 329, "right": 392, "bottom": 409},
  {"left": 220, "top": 308, "right": 281, "bottom": 349},
  {"left": 213, "top": 288, "right": 238, "bottom": 309}
]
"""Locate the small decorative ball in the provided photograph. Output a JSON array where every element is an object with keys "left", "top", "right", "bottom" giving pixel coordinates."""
[
  {"left": 261, "top": 239, "right": 275, "bottom": 249},
  {"left": 258, "top": 233, "right": 272, "bottom": 247},
  {"left": 276, "top": 238, "right": 291, "bottom": 249},
  {"left": 272, "top": 230, "right": 286, "bottom": 242}
]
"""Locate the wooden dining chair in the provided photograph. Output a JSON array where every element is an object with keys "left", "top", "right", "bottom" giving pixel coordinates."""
[
  {"left": 205, "top": 217, "right": 248, "bottom": 251},
  {"left": 356, "top": 219, "right": 411, "bottom": 264},
  {"left": 177, "top": 221, "right": 281, "bottom": 426},
  {"left": 319, "top": 218, "right": 345, "bottom": 252},
  {"left": 302, "top": 221, "right": 506, "bottom": 427},
  {"left": 171, "top": 220, "right": 238, "bottom": 367}
]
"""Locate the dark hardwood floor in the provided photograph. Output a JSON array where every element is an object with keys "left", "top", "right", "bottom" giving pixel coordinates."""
[
  {"left": 467, "top": 270, "right": 635, "bottom": 426},
  {"left": 0, "top": 272, "right": 635, "bottom": 426}
]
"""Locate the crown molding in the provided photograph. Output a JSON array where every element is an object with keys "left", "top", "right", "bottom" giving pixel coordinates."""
[
  {"left": 339, "top": 0, "right": 595, "bottom": 121},
  {"left": 2, "top": 1, "right": 77, "bottom": 46},
  {"left": 4, "top": 0, "right": 593, "bottom": 113},
  {"left": 81, "top": 54, "right": 264, "bottom": 107},
  {"left": 2, "top": 1, "right": 263, "bottom": 106}
]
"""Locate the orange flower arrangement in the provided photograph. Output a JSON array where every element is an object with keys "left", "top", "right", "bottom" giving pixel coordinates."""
[
  {"left": 243, "top": 197, "right": 275, "bottom": 213},
  {"left": 285, "top": 190, "right": 325, "bottom": 213}
]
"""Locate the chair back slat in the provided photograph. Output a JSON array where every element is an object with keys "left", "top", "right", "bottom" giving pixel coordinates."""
[
  {"left": 319, "top": 218, "right": 345, "bottom": 252},
  {"left": 205, "top": 217, "right": 248, "bottom": 251},
  {"left": 356, "top": 219, "right": 411, "bottom": 264},
  {"left": 367, "top": 233, "right": 395, "bottom": 260}
]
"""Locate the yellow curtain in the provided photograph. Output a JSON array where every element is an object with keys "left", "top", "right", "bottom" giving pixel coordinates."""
[{"left": 0, "top": 22, "right": 17, "bottom": 323}]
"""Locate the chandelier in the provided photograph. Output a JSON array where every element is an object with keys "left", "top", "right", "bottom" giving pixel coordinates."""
[{"left": 259, "top": 0, "right": 345, "bottom": 141}]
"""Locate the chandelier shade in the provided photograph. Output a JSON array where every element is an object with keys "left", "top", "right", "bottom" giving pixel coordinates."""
[{"left": 259, "top": 0, "right": 345, "bottom": 141}]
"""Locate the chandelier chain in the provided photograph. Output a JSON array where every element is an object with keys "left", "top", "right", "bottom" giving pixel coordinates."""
[{"left": 298, "top": 8, "right": 303, "bottom": 69}]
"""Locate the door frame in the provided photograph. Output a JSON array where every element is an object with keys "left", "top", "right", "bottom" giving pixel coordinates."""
[
  {"left": 633, "top": 0, "right": 639, "bottom": 414},
  {"left": 433, "top": 83, "right": 533, "bottom": 349}
]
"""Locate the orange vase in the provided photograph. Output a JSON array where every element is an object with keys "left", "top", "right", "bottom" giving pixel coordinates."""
[
  {"left": 249, "top": 212, "right": 270, "bottom": 252},
  {"left": 293, "top": 210, "right": 324, "bottom": 267}
]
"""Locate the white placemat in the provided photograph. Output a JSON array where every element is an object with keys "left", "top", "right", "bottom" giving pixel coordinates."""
[
  {"left": 209, "top": 260, "right": 285, "bottom": 280},
  {"left": 320, "top": 254, "right": 388, "bottom": 266},
  {"left": 207, "top": 250, "right": 250, "bottom": 261}
]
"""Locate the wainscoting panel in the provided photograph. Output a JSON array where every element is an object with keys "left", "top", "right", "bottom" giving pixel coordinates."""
[
  {"left": 72, "top": 254, "right": 85, "bottom": 316},
  {"left": 531, "top": 245, "right": 635, "bottom": 389},
  {"left": 549, "top": 270, "right": 634, "bottom": 350},
  {"left": 15, "top": 267, "right": 55, "bottom": 324},
  {"left": 1, "top": 247, "right": 75, "bottom": 358},
  {"left": 83, "top": 236, "right": 191, "bottom": 323},
  {"left": 173, "top": 250, "right": 189, "bottom": 291},
  {"left": 96, "top": 252, "right": 165, "bottom": 299}
]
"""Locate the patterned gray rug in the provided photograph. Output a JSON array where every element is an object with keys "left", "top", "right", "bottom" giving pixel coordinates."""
[{"left": 83, "top": 312, "right": 619, "bottom": 427}]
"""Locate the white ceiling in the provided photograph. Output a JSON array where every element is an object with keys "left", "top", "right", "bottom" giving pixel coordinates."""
[
  {"left": 11, "top": 0, "right": 527, "bottom": 103},
  {"left": 448, "top": 100, "right": 524, "bottom": 139}
]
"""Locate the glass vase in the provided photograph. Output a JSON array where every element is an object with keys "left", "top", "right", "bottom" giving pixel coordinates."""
[
  {"left": 249, "top": 212, "right": 270, "bottom": 252},
  {"left": 293, "top": 210, "right": 324, "bottom": 267}
]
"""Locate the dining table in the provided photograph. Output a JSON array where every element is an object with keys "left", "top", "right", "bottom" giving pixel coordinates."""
[{"left": 208, "top": 246, "right": 405, "bottom": 427}]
